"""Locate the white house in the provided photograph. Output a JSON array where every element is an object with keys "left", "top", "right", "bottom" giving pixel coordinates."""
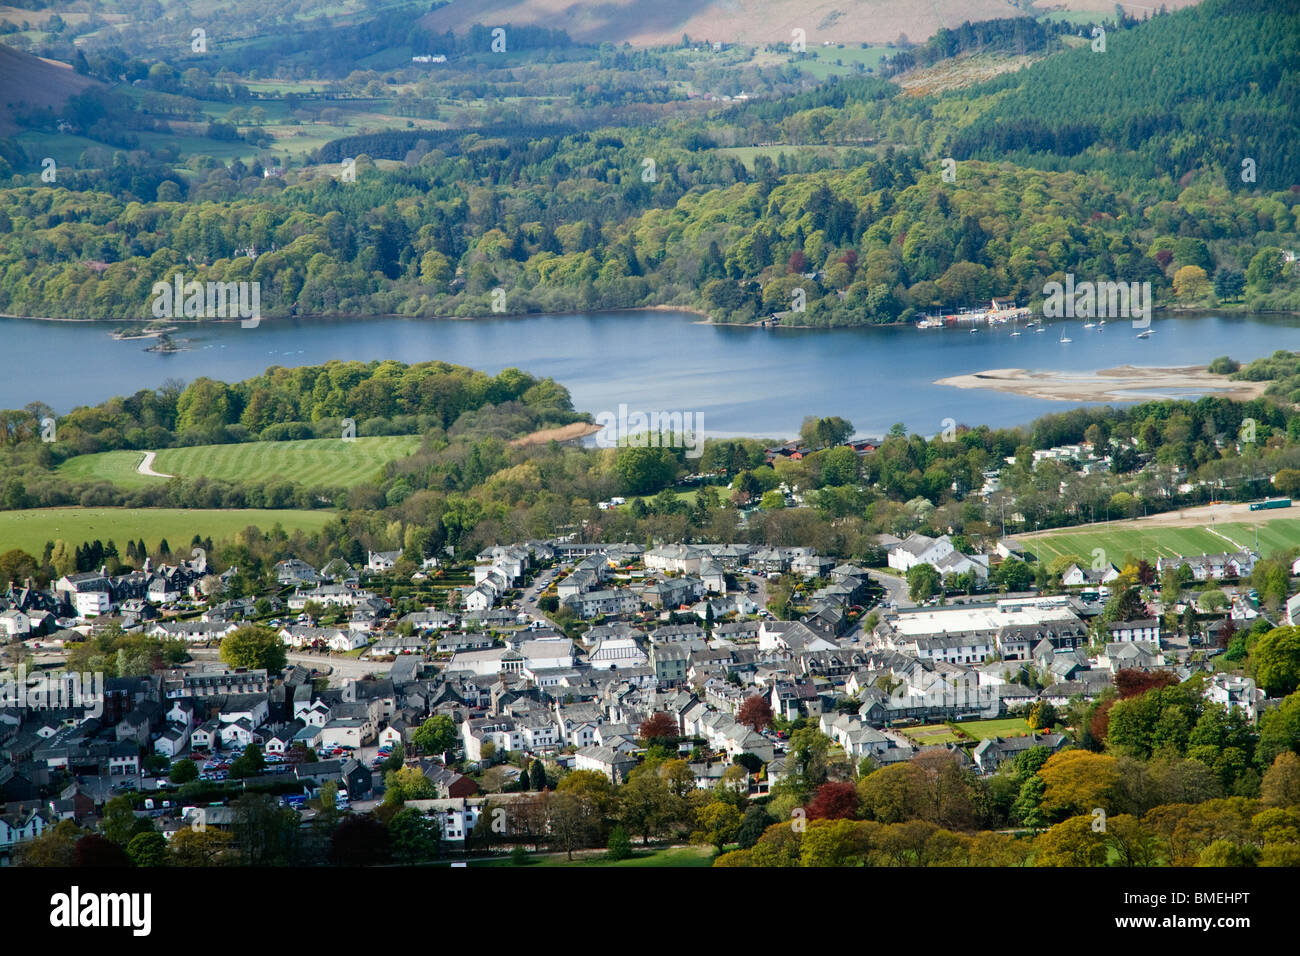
[
  {"left": 1106, "top": 619, "right": 1160, "bottom": 643},
  {"left": 367, "top": 550, "right": 402, "bottom": 572},
  {"left": 1061, "top": 563, "right": 1120, "bottom": 587},
  {"left": 0, "top": 609, "right": 32, "bottom": 638},
  {"left": 887, "top": 533, "right": 956, "bottom": 572},
  {"left": 73, "top": 591, "right": 112, "bottom": 618},
  {"left": 1204, "top": 674, "right": 1266, "bottom": 722}
]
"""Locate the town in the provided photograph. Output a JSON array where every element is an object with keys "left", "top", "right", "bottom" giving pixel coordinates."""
[{"left": 2, "top": 519, "right": 1294, "bottom": 868}]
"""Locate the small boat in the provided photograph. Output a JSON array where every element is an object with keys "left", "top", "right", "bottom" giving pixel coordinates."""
[
  {"left": 970, "top": 328, "right": 978, "bottom": 334},
  {"left": 1098, "top": 319, "right": 1105, "bottom": 327},
  {"left": 1034, "top": 326, "right": 1045, "bottom": 333},
  {"left": 1137, "top": 329, "right": 1153, "bottom": 339},
  {"left": 1082, "top": 322, "right": 1095, "bottom": 329},
  {"left": 1009, "top": 331, "right": 1021, "bottom": 337}
]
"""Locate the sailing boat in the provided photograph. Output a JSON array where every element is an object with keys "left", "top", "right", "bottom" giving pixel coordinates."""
[{"left": 1059, "top": 330, "right": 1072, "bottom": 343}]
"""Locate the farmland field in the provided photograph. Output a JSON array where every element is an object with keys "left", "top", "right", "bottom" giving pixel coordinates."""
[
  {"left": 1026, "top": 518, "right": 1300, "bottom": 565},
  {"left": 57, "top": 436, "right": 422, "bottom": 490},
  {"left": 0, "top": 507, "right": 336, "bottom": 555}
]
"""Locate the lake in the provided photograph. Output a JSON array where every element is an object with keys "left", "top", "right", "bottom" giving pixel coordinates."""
[{"left": 3, "top": 311, "right": 1299, "bottom": 439}]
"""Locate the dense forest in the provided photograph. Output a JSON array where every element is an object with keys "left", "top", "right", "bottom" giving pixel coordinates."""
[{"left": 1, "top": 0, "right": 1295, "bottom": 326}]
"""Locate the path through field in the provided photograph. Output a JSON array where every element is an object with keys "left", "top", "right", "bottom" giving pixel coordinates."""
[{"left": 137, "top": 451, "right": 175, "bottom": 478}]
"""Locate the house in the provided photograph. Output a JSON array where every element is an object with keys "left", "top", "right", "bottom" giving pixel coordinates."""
[
  {"left": 0, "top": 808, "right": 52, "bottom": 852},
  {"left": 276, "top": 559, "right": 321, "bottom": 587},
  {"left": 1106, "top": 619, "right": 1161, "bottom": 644},
  {"left": 1204, "top": 674, "right": 1265, "bottom": 722},
  {"left": 644, "top": 544, "right": 706, "bottom": 574},
  {"left": 367, "top": 550, "right": 403, "bottom": 572},
  {"left": 150, "top": 621, "right": 239, "bottom": 643},
  {"left": 887, "top": 533, "right": 956, "bottom": 573},
  {"left": 462, "top": 585, "right": 496, "bottom": 613},
  {"left": 1287, "top": 592, "right": 1300, "bottom": 626},
  {"left": 650, "top": 644, "right": 689, "bottom": 686},
  {"left": 1061, "top": 563, "right": 1120, "bottom": 587},
  {"left": 573, "top": 745, "right": 637, "bottom": 783},
  {"left": 320, "top": 718, "right": 371, "bottom": 749},
  {"left": 971, "top": 733, "right": 1067, "bottom": 774},
  {"left": 586, "top": 637, "right": 649, "bottom": 670},
  {"left": 435, "top": 631, "right": 495, "bottom": 654},
  {"left": 421, "top": 760, "right": 480, "bottom": 798},
  {"left": 698, "top": 559, "right": 727, "bottom": 594},
  {"left": 563, "top": 588, "right": 640, "bottom": 619},
  {"left": 189, "top": 719, "right": 221, "bottom": 751},
  {"left": 0, "top": 609, "right": 32, "bottom": 638}
]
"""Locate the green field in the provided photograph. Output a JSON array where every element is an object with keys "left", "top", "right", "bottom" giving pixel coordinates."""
[
  {"left": 468, "top": 845, "right": 715, "bottom": 868},
  {"left": 0, "top": 507, "right": 336, "bottom": 555},
  {"left": 949, "top": 718, "right": 1034, "bottom": 740},
  {"left": 901, "top": 724, "right": 964, "bottom": 745},
  {"left": 1027, "top": 519, "right": 1300, "bottom": 566},
  {"left": 795, "top": 44, "right": 891, "bottom": 80},
  {"left": 58, "top": 436, "right": 421, "bottom": 490},
  {"left": 714, "top": 144, "right": 860, "bottom": 171}
]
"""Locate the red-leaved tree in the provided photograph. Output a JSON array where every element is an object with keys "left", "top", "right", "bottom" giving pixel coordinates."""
[
  {"left": 737, "top": 695, "right": 774, "bottom": 733},
  {"left": 805, "top": 781, "right": 860, "bottom": 820}
]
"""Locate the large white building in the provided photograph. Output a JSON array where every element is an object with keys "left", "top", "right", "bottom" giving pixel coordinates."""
[{"left": 886, "top": 533, "right": 956, "bottom": 572}]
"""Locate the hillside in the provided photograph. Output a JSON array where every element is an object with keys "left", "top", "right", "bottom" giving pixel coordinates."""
[
  {"left": 0, "top": 44, "right": 100, "bottom": 135},
  {"left": 416, "top": 0, "right": 1201, "bottom": 47},
  {"left": 946, "top": 0, "right": 1300, "bottom": 185}
]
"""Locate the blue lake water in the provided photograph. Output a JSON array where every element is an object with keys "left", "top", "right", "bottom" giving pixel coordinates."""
[{"left": 2, "top": 311, "right": 1298, "bottom": 439}]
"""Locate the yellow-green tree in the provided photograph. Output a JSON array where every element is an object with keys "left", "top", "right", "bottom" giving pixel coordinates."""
[{"left": 1038, "top": 750, "right": 1120, "bottom": 821}]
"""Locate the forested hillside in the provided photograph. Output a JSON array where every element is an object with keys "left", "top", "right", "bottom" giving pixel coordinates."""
[{"left": 0, "top": 0, "right": 1295, "bottom": 327}]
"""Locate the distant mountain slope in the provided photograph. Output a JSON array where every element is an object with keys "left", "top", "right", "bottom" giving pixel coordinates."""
[
  {"left": 947, "top": 0, "right": 1300, "bottom": 185},
  {"left": 417, "top": 0, "right": 1200, "bottom": 48},
  {"left": 0, "top": 45, "right": 100, "bottom": 135}
]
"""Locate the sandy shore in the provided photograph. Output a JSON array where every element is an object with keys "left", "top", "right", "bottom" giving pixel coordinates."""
[
  {"left": 934, "top": 365, "right": 1269, "bottom": 403},
  {"left": 509, "top": 421, "right": 603, "bottom": 448}
]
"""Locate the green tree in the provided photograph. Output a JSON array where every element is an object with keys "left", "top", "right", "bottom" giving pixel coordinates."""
[
  {"left": 692, "top": 801, "right": 742, "bottom": 854},
  {"left": 905, "top": 562, "right": 941, "bottom": 602},
  {"left": 1034, "top": 815, "right": 1108, "bottom": 866},
  {"left": 605, "top": 825, "right": 633, "bottom": 861},
  {"left": 529, "top": 759, "right": 548, "bottom": 791},
  {"left": 1254, "top": 626, "right": 1300, "bottom": 697},
  {"left": 389, "top": 808, "right": 440, "bottom": 863},
  {"left": 126, "top": 831, "right": 168, "bottom": 867},
  {"left": 230, "top": 744, "right": 266, "bottom": 779},
  {"left": 219, "top": 625, "right": 286, "bottom": 673},
  {"left": 170, "top": 758, "right": 199, "bottom": 784},
  {"left": 101, "top": 796, "right": 138, "bottom": 846},
  {"left": 412, "top": 714, "right": 458, "bottom": 759}
]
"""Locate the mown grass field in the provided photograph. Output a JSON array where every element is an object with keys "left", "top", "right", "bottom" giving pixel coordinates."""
[
  {"left": 57, "top": 436, "right": 421, "bottom": 490},
  {"left": 1028, "top": 519, "right": 1300, "bottom": 565},
  {"left": 0, "top": 507, "right": 336, "bottom": 555},
  {"left": 950, "top": 718, "right": 1034, "bottom": 740},
  {"left": 901, "top": 724, "right": 964, "bottom": 745}
]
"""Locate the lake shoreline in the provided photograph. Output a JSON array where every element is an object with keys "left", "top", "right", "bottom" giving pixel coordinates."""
[{"left": 3, "top": 302, "right": 1298, "bottom": 328}]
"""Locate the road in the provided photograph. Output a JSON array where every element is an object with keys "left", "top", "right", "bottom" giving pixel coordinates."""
[
  {"left": 518, "top": 565, "right": 566, "bottom": 629},
  {"left": 190, "top": 646, "right": 387, "bottom": 681},
  {"left": 873, "top": 570, "right": 914, "bottom": 610}
]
